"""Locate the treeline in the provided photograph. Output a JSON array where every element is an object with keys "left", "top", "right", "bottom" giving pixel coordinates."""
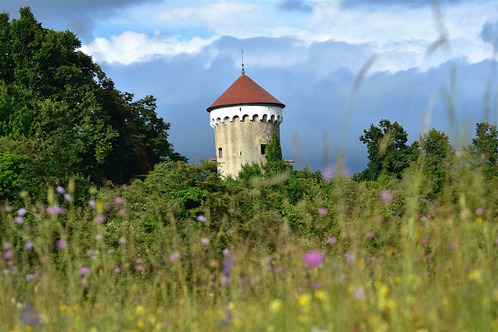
[{"left": 0, "top": 7, "right": 185, "bottom": 203}]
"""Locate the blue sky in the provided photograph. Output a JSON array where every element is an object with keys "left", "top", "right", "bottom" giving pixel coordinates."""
[{"left": 1, "top": 0, "right": 497, "bottom": 172}]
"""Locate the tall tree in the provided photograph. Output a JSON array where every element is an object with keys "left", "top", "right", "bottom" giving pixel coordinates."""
[
  {"left": 358, "top": 119, "right": 416, "bottom": 181},
  {"left": 0, "top": 7, "right": 184, "bottom": 201},
  {"left": 467, "top": 122, "right": 498, "bottom": 178}
]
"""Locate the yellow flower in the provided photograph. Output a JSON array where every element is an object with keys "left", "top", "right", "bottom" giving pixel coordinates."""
[
  {"left": 299, "top": 294, "right": 311, "bottom": 307},
  {"left": 137, "top": 320, "right": 144, "bottom": 329},
  {"left": 468, "top": 269, "right": 482, "bottom": 282},
  {"left": 72, "top": 305, "right": 78, "bottom": 311},
  {"left": 269, "top": 299, "right": 283, "bottom": 313},
  {"left": 314, "top": 291, "right": 325, "bottom": 301},
  {"left": 135, "top": 305, "right": 145, "bottom": 315},
  {"left": 59, "top": 305, "right": 69, "bottom": 312},
  {"left": 385, "top": 299, "right": 394, "bottom": 309},
  {"left": 476, "top": 217, "right": 483, "bottom": 224}
]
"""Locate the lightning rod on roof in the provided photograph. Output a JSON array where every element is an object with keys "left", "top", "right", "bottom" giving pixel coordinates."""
[{"left": 241, "top": 48, "right": 245, "bottom": 75}]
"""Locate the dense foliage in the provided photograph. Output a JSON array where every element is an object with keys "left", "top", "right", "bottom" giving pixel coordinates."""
[{"left": 0, "top": 8, "right": 185, "bottom": 203}]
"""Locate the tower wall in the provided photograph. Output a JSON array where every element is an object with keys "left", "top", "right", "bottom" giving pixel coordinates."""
[{"left": 211, "top": 105, "right": 283, "bottom": 177}]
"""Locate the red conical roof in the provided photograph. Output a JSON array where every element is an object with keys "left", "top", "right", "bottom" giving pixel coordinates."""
[{"left": 207, "top": 74, "right": 285, "bottom": 112}]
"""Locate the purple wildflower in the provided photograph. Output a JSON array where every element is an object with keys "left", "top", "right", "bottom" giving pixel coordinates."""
[
  {"left": 88, "top": 200, "right": 96, "bottom": 209},
  {"left": 15, "top": 216, "right": 23, "bottom": 225},
  {"left": 426, "top": 253, "right": 433, "bottom": 259},
  {"left": 303, "top": 250, "right": 324, "bottom": 269},
  {"left": 46, "top": 205, "right": 64, "bottom": 216},
  {"left": 118, "top": 209, "right": 125, "bottom": 216},
  {"left": 449, "top": 242, "right": 456, "bottom": 250},
  {"left": 63, "top": 193, "right": 71, "bottom": 202},
  {"left": 201, "top": 238, "right": 209, "bottom": 245},
  {"left": 352, "top": 288, "right": 365, "bottom": 300},
  {"left": 196, "top": 215, "right": 206, "bottom": 222},
  {"left": 317, "top": 207, "right": 327, "bottom": 216},
  {"left": 346, "top": 252, "right": 356, "bottom": 264},
  {"left": 3, "top": 242, "right": 11, "bottom": 249},
  {"left": 55, "top": 239, "right": 65, "bottom": 249},
  {"left": 118, "top": 237, "right": 126, "bottom": 245},
  {"left": 135, "top": 264, "right": 144, "bottom": 272},
  {"left": 321, "top": 166, "right": 334, "bottom": 182},
  {"left": 17, "top": 208, "right": 27, "bottom": 217},
  {"left": 380, "top": 190, "right": 393, "bottom": 202},
  {"left": 19, "top": 306, "right": 43, "bottom": 327},
  {"left": 170, "top": 252, "right": 180, "bottom": 262},
  {"left": 113, "top": 267, "right": 121, "bottom": 274},
  {"left": 370, "top": 256, "right": 377, "bottom": 262},
  {"left": 366, "top": 232, "right": 374, "bottom": 239},
  {"left": 494, "top": 238, "right": 498, "bottom": 246},
  {"left": 327, "top": 236, "right": 337, "bottom": 245},
  {"left": 223, "top": 251, "right": 235, "bottom": 278},
  {"left": 5, "top": 250, "right": 13, "bottom": 261},
  {"left": 56, "top": 186, "right": 65, "bottom": 194},
  {"left": 312, "top": 282, "right": 320, "bottom": 290},
  {"left": 5, "top": 205, "right": 13, "bottom": 212},
  {"left": 94, "top": 215, "right": 105, "bottom": 223},
  {"left": 475, "top": 207, "right": 483, "bottom": 216},
  {"left": 25, "top": 271, "right": 40, "bottom": 280},
  {"left": 79, "top": 266, "right": 90, "bottom": 276},
  {"left": 24, "top": 241, "right": 33, "bottom": 250},
  {"left": 114, "top": 197, "right": 124, "bottom": 205}
]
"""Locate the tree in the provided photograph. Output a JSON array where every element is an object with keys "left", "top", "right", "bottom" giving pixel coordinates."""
[
  {"left": 0, "top": 7, "right": 184, "bottom": 199},
  {"left": 417, "top": 129, "right": 453, "bottom": 194},
  {"left": 467, "top": 122, "right": 498, "bottom": 178},
  {"left": 358, "top": 119, "right": 416, "bottom": 181}
]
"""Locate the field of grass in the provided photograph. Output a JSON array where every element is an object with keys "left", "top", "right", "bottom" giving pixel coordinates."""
[{"left": 0, "top": 158, "right": 497, "bottom": 332}]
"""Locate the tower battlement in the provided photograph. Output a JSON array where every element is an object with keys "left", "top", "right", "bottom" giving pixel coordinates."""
[{"left": 210, "top": 105, "right": 283, "bottom": 127}]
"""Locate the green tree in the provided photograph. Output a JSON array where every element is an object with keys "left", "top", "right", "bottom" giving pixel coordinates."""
[
  {"left": 417, "top": 129, "right": 453, "bottom": 194},
  {"left": 467, "top": 122, "right": 498, "bottom": 178},
  {"left": 358, "top": 119, "right": 416, "bottom": 181}
]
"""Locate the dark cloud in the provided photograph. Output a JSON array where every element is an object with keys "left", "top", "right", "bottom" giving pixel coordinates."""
[
  {"left": 277, "top": 0, "right": 313, "bottom": 13},
  {"left": 101, "top": 35, "right": 496, "bottom": 172},
  {"left": 0, "top": 0, "right": 155, "bottom": 42},
  {"left": 480, "top": 20, "right": 498, "bottom": 48}
]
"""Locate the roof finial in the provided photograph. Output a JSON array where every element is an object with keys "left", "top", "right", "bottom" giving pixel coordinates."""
[{"left": 241, "top": 48, "right": 245, "bottom": 75}]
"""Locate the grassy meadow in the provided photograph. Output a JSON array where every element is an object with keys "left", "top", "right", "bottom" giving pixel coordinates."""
[{"left": 0, "top": 156, "right": 497, "bottom": 332}]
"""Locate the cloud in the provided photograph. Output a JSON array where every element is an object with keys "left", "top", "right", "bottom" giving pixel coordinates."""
[
  {"left": 480, "top": 20, "right": 498, "bottom": 48},
  {"left": 81, "top": 31, "right": 215, "bottom": 65},
  {"left": 277, "top": 0, "right": 313, "bottom": 13},
  {"left": 340, "top": 0, "right": 466, "bottom": 9},
  {"left": 159, "top": 2, "right": 256, "bottom": 25}
]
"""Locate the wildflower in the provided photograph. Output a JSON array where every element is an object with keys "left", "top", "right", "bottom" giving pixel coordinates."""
[
  {"left": 56, "top": 186, "right": 65, "bottom": 194},
  {"left": 17, "top": 208, "right": 27, "bottom": 217},
  {"left": 303, "top": 250, "right": 324, "bottom": 268},
  {"left": 4, "top": 205, "right": 12, "bottom": 212},
  {"left": 25, "top": 271, "right": 39, "bottom": 280},
  {"left": 269, "top": 299, "right": 283, "bottom": 313},
  {"left": 24, "top": 241, "right": 33, "bottom": 250},
  {"left": 79, "top": 266, "right": 90, "bottom": 276},
  {"left": 346, "top": 252, "right": 356, "bottom": 264},
  {"left": 311, "top": 282, "right": 320, "bottom": 290},
  {"left": 3, "top": 242, "right": 12, "bottom": 249},
  {"left": 468, "top": 269, "right": 482, "bottom": 282},
  {"left": 170, "top": 252, "right": 180, "bottom": 262},
  {"left": 113, "top": 267, "right": 121, "bottom": 274},
  {"left": 118, "top": 237, "right": 126, "bottom": 245},
  {"left": 223, "top": 250, "right": 235, "bottom": 279},
  {"left": 298, "top": 294, "right": 310, "bottom": 307},
  {"left": 15, "top": 216, "right": 23, "bottom": 225},
  {"left": 321, "top": 166, "right": 334, "bottom": 182},
  {"left": 352, "top": 287, "right": 365, "bottom": 300},
  {"left": 317, "top": 208, "right": 327, "bottom": 216},
  {"left": 370, "top": 256, "right": 377, "bottom": 262},
  {"left": 380, "top": 190, "right": 393, "bottom": 202},
  {"left": 495, "top": 238, "right": 498, "bottom": 246},
  {"left": 448, "top": 242, "right": 456, "bottom": 250},
  {"left": 114, "top": 197, "right": 124, "bottom": 205},
  {"left": 59, "top": 305, "right": 69, "bottom": 311},
  {"left": 476, "top": 216, "right": 483, "bottom": 224},
  {"left": 366, "top": 232, "right": 374, "bottom": 239},
  {"left": 94, "top": 215, "right": 105, "bottom": 223},
  {"left": 475, "top": 207, "right": 483, "bottom": 216},
  {"left": 5, "top": 250, "right": 13, "bottom": 261},
  {"left": 55, "top": 239, "right": 65, "bottom": 249},
  {"left": 88, "top": 200, "right": 96, "bottom": 209},
  {"left": 201, "top": 237, "right": 209, "bottom": 245},
  {"left": 136, "top": 264, "right": 144, "bottom": 272},
  {"left": 426, "top": 253, "right": 433, "bottom": 259},
  {"left": 196, "top": 215, "right": 206, "bottom": 222},
  {"left": 19, "top": 306, "right": 43, "bottom": 327},
  {"left": 63, "top": 193, "right": 71, "bottom": 202},
  {"left": 118, "top": 209, "right": 125, "bottom": 216},
  {"left": 46, "top": 205, "right": 64, "bottom": 216}
]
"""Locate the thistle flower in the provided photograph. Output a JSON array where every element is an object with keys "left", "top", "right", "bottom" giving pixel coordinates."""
[
  {"left": 55, "top": 239, "right": 65, "bottom": 249},
  {"left": 17, "top": 208, "right": 27, "bottom": 217},
  {"left": 380, "top": 190, "right": 393, "bottom": 202},
  {"left": 94, "top": 215, "right": 105, "bottom": 223},
  {"left": 201, "top": 238, "right": 209, "bottom": 245},
  {"left": 196, "top": 215, "right": 206, "bottom": 222},
  {"left": 15, "top": 216, "right": 23, "bottom": 225},
  {"left": 118, "top": 237, "right": 126, "bottom": 245},
  {"left": 475, "top": 207, "right": 483, "bottom": 216},
  {"left": 170, "top": 252, "right": 180, "bottom": 262},
  {"left": 303, "top": 250, "right": 324, "bottom": 268},
  {"left": 56, "top": 186, "right": 65, "bottom": 194},
  {"left": 5, "top": 250, "right": 13, "bottom": 261},
  {"left": 79, "top": 266, "right": 90, "bottom": 276},
  {"left": 24, "top": 241, "right": 33, "bottom": 250},
  {"left": 63, "top": 193, "right": 71, "bottom": 202},
  {"left": 114, "top": 197, "right": 123, "bottom": 205},
  {"left": 317, "top": 207, "right": 327, "bottom": 216}
]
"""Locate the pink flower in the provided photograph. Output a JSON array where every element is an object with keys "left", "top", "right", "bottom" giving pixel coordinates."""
[
  {"left": 449, "top": 242, "right": 456, "bottom": 250},
  {"left": 118, "top": 237, "right": 126, "bottom": 245},
  {"left": 135, "top": 264, "right": 144, "bottom": 272},
  {"left": 15, "top": 216, "right": 24, "bottom": 225},
  {"left": 17, "top": 208, "right": 27, "bottom": 217},
  {"left": 79, "top": 266, "right": 90, "bottom": 276},
  {"left": 118, "top": 209, "right": 125, "bottom": 216},
  {"left": 380, "top": 190, "right": 393, "bottom": 202},
  {"left": 113, "top": 267, "right": 121, "bottom": 274},
  {"left": 24, "top": 241, "right": 33, "bottom": 250},
  {"left": 56, "top": 186, "right": 65, "bottom": 194},
  {"left": 303, "top": 250, "right": 324, "bottom": 268},
  {"left": 63, "top": 193, "right": 72, "bottom": 202},
  {"left": 114, "top": 197, "right": 124, "bottom": 205},
  {"left": 5, "top": 250, "right": 13, "bottom": 260},
  {"left": 366, "top": 232, "right": 374, "bottom": 239},
  {"left": 327, "top": 237, "right": 337, "bottom": 245},
  {"left": 196, "top": 215, "right": 206, "bottom": 222},
  {"left": 170, "top": 252, "right": 180, "bottom": 262},
  {"left": 321, "top": 167, "right": 334, "bottom": 182},
  {"left": 46, "top": 205, "right": 64, "bottom": 216},
  {"left": 201, "top": 238, "right": 209, "bottom": 245},
  {"left": 317, "top": 208, "right": 327, "bottom": 216},
  {"left": 25, "top": 271, "right": 39, "bottom": 280},
  {"left": 55, "top": 239, "right": 65, "bottom": 249},
  {"left": 475, "top": 208, "right": 483, "bottom": 216},
  {"left": 94, "top": 215, "right": 105, "bottom": 223}
]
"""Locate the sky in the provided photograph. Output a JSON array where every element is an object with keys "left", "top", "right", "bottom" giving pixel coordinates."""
[{"left": 1, "top": 0, "right": 497, "bottom": 173}]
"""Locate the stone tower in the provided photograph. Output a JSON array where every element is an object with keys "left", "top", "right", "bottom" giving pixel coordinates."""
[{"left": 207, "top": 71, "right": 285, "bottom": 177}]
